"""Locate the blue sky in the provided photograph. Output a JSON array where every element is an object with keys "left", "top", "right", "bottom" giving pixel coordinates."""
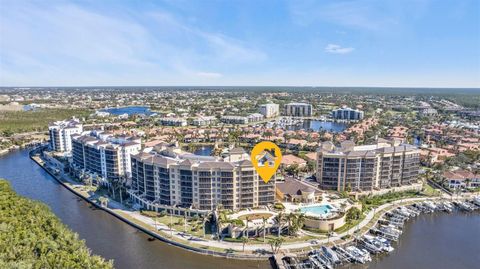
[{"left": 1, "top": 0, "right": 479, "bottom": 87}]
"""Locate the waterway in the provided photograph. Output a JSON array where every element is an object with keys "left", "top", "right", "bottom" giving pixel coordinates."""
[
  {"left": 0, "top": 150, "right": 267, "bottom": 269},
  {"left": 342, "top": 211, "right": 480, "bottom": 269},
  {"left": 100, "top": 106, "right": 153, "bottom": 116}
]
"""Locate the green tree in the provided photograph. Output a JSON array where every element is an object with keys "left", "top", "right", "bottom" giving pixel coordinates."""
[
  {"left": 274, "top": 212, "right": 284, "bottom": 237},
  {"left": 346, "top": 207, "right": 362, "bottom": 223},
  {"left": 0, "top": 179, "right": 113, "bottom": 268},
  {"left": 268, "top": 237, "right": 285, "bottom": 254},
  {"left": 241, "top": 236, "right": 249, "bottom": 252}
]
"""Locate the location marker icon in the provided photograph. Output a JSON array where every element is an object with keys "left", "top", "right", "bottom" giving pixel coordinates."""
[{"left": 250, "top": 141, "right": 282, "bottom": 183}]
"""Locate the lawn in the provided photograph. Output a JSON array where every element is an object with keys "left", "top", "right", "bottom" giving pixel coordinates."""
[
  {"left": 360, "top": 190, "right": 424, "bottom": 212},
  {"left": 237, "top": 212, "right": 274, "bottom": 220},
  {"left": 423, "top": 184, "right": 441, "bottom": 196}
]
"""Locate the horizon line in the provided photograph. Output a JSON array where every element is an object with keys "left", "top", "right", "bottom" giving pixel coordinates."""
[{"left": 1, "top": 85, "right": 479, "bottom": 90}]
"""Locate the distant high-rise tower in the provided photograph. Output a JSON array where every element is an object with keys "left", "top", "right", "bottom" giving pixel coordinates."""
[
  {"left": 331, "top": 107, "right": 364, "bottom": 120},
  {"left": 48, "top": 118, "right": 83, "bottom": 153},
  {"left": 259, "top": 103, "right": 280, "bottom": 118},
  {"left": 284, "top": 102, "right": 312, "bottom": 117}
]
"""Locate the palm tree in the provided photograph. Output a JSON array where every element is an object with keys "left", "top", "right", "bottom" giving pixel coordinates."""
[
  {"left": 169, "top": 210, "right": 174, "bottom": 237},
  {"left": 295, "top": 213, "right": 306, "bottom": 235},
  {"left": 268, "top": 237, "right": 285, "bottom": 254},
  {"left": 203, "top": 215, "right": 209, "bottom": 238},
  {"left": 286, "top": 213, "right": 295, "bottom": 236},
  {"left": 241, "top": 236, "right": 249, "bottom": 252},
  {"left": 167, "top": 223, "right": 174, "bottom": 238},
  {"left": 262, "top": 217, "right": 269, "bottom": 243},
  {"left": 216, "top": 216, "right": 224, "bottom": 241},
  {"left": 184, "top": 209, "right": 189, "bottom": 233},
  {"left": 274, "top": 212, "right": 284, "bottom": 237},
  {"left": 98, "top": 196, "right": 109, "bottom": 207},
  {"left": 84, "top": 176, "right": 92, "bottom": 189},
  {"left": 244, "top": 217, "right": 250, "bottom": 239}
]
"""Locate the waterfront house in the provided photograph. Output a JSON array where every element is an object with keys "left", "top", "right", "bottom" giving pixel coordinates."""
[{"left": 443, "top": 170, "right": 480, "bottom": 189}]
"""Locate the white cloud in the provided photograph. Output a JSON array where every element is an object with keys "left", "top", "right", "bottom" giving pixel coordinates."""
[
  {"left": 325, "top": 44, "right": 354, "bottom": 54},
  {"left": 288, "top": 0, "right": 429, "bottom": 33},
  {"left": 196, "top": 72, "right": 223, "bottom": 78},
  {"left": 0, "top": 2, "right": 265, "bottom": 86}
]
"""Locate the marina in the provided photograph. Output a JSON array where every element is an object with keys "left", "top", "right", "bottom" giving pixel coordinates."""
[{"left": 273, "top": 199, "right": 480, "bottom": 269}]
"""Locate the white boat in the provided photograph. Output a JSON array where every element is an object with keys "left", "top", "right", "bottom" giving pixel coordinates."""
[
  {"left": 422, "top": 201, "right": 437, "bottom": 211},
  {"left": 333, "top": 246, "right": 354, "bottom": 262},
  {"left": 373, "top": 235, "right": 395, "bottom": 253},
  {"left": 473, "top": 197, "right": 480, "bottom": 207},
  {"left": 440, "top": 202, "right": 453, "bottom": 213},
  {"left": 381, "top": 224, "right": 402, "bottom": 235},
  {"left": 456, "top": 201, "right": 473, "bottom": 211},
  {"left": 358, "top": 237, "right": 382, "bottom": 254},
  {"left": 321, "top": 246, "right": 341, "bottom": 265},
  {"left": 308, "top": 255, "right": 324, "bottom": 269},
  {"left": 345, "top": 246, "right": 371, "bottom": 264}
]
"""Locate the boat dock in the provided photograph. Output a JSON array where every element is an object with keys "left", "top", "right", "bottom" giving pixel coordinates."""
[{"left": 271, "top": 198, "right": 480, "bottom": 269}]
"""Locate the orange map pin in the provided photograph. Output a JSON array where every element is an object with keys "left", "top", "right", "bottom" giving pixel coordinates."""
[{"left": 250, "top": 141, "right": 282, "bottom": 183}]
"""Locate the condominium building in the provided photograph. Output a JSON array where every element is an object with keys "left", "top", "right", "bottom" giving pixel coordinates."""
[
  {"left": 128, "top": 146, "right": 275, "bottom": 212},
  {"left": 71, "top": 131, "right": 141, "bottom": 185},
  {"left": 192, "top": 116, "right": 216, "bottom": 126},
  {"left": 259, "top": 103, "right": 280, "bottom": 118},
  {"left": 158, "top": 117, "right": 188, "bottom": 127},
  {"left": 284, "top": 102, "right": 312, "bottom": 117},
  {"left": 220, "top": 115, "right": 249, "bottom": 124},
  {"left": 331, "top": 107, "right": 364, "bottom": 120},
  {"left": 48, "top": 118, "right": 83, "bottom": 152},
  {"left": 247, "top": 113, "right": 265, "bottom": 123},
  {"left": 316, "top": 139, "right": 420, "bottom": 192}
]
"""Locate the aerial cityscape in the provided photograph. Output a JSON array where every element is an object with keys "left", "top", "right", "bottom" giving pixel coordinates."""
[{"left": 0, "top": 1, "right": 479, "bottom": 269}]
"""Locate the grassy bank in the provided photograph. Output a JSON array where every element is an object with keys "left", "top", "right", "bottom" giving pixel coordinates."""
[
  {"left": 0, "top": 179, "right": 113, "bottom": 268},
  {"left": 360, "top": 190, "right": 429, "bottom": 212}
]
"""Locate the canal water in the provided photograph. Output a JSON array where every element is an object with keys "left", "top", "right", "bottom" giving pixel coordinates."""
[
  {"left": 341, "top": 212, "right": 480, "bottom": 269},
  {"left": 0, "top": 150, "right": 267, "bottom": 269}
]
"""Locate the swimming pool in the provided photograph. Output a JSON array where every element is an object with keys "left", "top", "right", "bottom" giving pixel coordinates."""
[{"left": 300, "top": 204, "right": 333, "bottom": 216}]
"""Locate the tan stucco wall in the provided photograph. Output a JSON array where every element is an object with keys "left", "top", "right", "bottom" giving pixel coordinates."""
[{"left": 303, "top": 213, "right": 346, "bottom": 232}]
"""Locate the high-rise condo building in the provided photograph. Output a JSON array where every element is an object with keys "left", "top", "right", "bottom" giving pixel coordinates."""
[
  {"left": 48, "top": 118, "right": 83, "bottom": 152},
  {"left": 128, "top": 145, "right": 275, "bottom": 212},
  {"left": 316, "top": 139, "right": 419, "bottom": 192},
  {"left": 71, "top": 131, "right": 141, "bottom": 185},
  {"left": 259, "top": 103, "right": 280, "bottom": 118},
  {"left": 284, "top": 102, "right": 312, "bottom": 117},
  {"left": 331, "top": 107, "right": 364, "bottom": 120}
]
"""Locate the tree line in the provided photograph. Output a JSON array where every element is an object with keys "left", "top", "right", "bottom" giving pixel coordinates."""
[{"left": 0, "top": 179, "right": 113, "bottom": 268}]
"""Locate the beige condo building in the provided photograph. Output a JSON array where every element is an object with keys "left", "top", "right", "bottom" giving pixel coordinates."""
[
  {"left": 129, "top": 146, "right": 275, "bottom": 213},
  {"left": 316, "top": 139, "right": 420, "bottom": 192}
]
